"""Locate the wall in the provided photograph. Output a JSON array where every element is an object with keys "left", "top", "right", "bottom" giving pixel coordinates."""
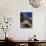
[{"left": 0, "top": 0, "right": 46, "bottom": 40}]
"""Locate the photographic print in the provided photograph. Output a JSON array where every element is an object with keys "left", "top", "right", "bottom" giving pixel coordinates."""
[{"left": 20, "top": 12, "right": 32, "bottom": 28}]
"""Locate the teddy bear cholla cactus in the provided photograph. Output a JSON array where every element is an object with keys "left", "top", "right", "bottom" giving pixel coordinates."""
[
  {"left": 29, "top": 0, "right": 42, "bottom": 8},
  {"left": 1, "top": 17, "right": 12, "bottom": 39}
]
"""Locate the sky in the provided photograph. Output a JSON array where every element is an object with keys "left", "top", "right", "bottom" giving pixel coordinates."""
[
  {"left": 23, "top": 12, "right": 32, "bottom": 18},
  {"left": 21, "top": 12, "right": 32, "bottom": 18}
]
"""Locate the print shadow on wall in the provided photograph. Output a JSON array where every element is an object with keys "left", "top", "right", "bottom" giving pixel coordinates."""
[{"left": 20, "top": 12, "right": 32, "bottom": 28}]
